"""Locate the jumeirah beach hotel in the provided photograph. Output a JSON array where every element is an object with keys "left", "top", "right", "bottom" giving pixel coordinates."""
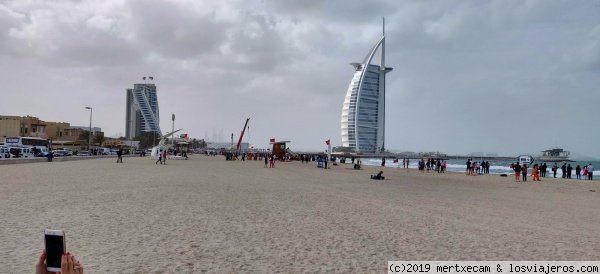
[{"left": 340, "top": 22, "right": 393, "bottom": 153}]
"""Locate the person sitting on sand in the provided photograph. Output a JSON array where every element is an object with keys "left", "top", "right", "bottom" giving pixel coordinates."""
[
  {"left": 371, "top": 171, "right": 385, "bottom": 180},
  {"left": 36, "top": 249, "right": 83, "bottom": 274}
]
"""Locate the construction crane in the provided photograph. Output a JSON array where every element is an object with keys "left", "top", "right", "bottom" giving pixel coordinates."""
[{"left": 236, "top": 118, "right": 250, "bottom": 151}]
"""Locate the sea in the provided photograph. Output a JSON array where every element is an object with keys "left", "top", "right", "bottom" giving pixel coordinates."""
[{"left": 361, "top": 158, "right": 600, "bottom": 180}]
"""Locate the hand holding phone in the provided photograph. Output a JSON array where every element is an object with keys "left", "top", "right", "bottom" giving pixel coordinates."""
[{"left": 44, "top": 229, "right": 65, "bottom": 272}]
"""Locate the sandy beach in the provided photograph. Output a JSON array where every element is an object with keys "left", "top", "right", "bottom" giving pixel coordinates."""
[{"left": 1, "top": 155, "right": 600, "bottom": 273}]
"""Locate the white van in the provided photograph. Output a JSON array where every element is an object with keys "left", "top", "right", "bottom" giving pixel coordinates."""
[
  {"left": 0, "top": 146, "right": 11, "bottom": 158},
  {"left": 8, "top": 147, "right": 36, "bottom": 158}
]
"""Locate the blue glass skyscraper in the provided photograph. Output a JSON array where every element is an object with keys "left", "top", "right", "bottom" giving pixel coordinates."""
[{"left": 126, "top": 83, "right": 161, "bottom": 139}]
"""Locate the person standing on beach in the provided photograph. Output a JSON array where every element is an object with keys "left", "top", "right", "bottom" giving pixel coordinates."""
[
  {"left": 442, "top": 161, "right": 447, "bottom": 173},
  {"left": 576, "top": 165, "right": 581, "bottom": 180},
  {"left": 466, "top": 159, "right": 472, "bottom": 175},
  {"left": 587, "top": 163, "right": 594, "bottom": 180},
  {"left": 381, "top": 157, "right": 385, "bottom": 167},
  {"left": 162, "top": 149, "right": 167, "bottom": 165},
  {"left": 513, "top": 162, "right": 522, "bottom": 182},
  {"left": 541, "top": 163, "right": 547, "bottom": 177},
  {"left": 116, "top": 148, "right": 123, "bottom": 163},
  {"left": 532, "top": 164, "right": 540, "bottom": 181},
  {"left": 156, "top": 149, "right": 162, "bottom": 164},
  {"left": 264, "top": 155, "right": 268, "bottom": 168},
  {"left": 552, "top": 163, "right": 558, "bottom": 178},
  {"left": 522, "top": 164, "right": 528, "bottom": 182},
  {"left": 561, "top": 163, "right": 567, "bottom": 178},
  {"left": 269, "top": 156, "right": 274, "bottom": 168},
  {"left": 566, "top": 164, "right": 572, "bottom": 179}
]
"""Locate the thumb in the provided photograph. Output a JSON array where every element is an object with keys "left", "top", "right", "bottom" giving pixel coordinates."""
[{"left": 37, "top": 249, "right": 46, "bottom": 267}]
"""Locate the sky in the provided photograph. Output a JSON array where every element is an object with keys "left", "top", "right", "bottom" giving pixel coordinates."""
[{"left": 1, "top": 0, "right": 599, "bottom": 157}]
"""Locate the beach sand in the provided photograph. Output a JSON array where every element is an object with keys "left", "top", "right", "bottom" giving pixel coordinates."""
[{"left": 1, "top": 156, "right": 600, "bottom": 272}]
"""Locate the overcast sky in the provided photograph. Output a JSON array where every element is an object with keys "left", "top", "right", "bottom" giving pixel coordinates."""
[{"left": 1, "top": 0, "right": 599, "bottom": 157}]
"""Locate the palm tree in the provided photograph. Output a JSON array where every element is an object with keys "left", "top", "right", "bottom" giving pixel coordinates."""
[
  {"left": 78, "top": 130, "right": 90, "bottom": 142},
  {"left": 93, "top": 132, "right": 106, "bottom": 148}
]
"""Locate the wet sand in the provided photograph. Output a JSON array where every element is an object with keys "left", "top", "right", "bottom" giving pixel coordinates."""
[{"left": 1, "top": 156, "right": 600, "bottom": 272}]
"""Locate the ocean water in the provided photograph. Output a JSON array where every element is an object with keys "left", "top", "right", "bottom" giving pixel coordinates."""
[{"left": 359, "top": 158, "right": 600, "bottom": 180}]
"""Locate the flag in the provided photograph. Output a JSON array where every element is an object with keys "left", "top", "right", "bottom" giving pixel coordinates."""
[
  {"left": 149, "top": 77, "right": 153, "bottom": 80},
  {"left": 142, "top": 77, "right": 146, "bottom": 80},
  {"left": 269, "top": 138, "right": 275, "bottom": 142},
  {"left": 326, "top": 139, "right": 332, "bottom": 167}
]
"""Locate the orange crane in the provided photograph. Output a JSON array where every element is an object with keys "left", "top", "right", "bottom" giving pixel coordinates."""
[{"left": 236, "top": 118, "right": 250, "bottom": 151}]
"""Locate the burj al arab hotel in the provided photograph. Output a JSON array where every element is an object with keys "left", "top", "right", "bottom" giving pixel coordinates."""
[{"left": 341, "top": 20, "right": 393, "bottom": 153}]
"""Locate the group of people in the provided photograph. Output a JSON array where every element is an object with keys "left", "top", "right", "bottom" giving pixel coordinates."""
[
  {"left": 465, "top": 159, "right": 491, "bottom": 175},
  {"left": 418, "top": 158, "right": 447, "bottom": 173},
  {"left": 510, "top": 162, "right": 537, "bottom": 182},
  {"left": 155, "top": 149, "right": 168, "bottom": 165},
  {"left": 264, "top": 155, "right": 276, "bottom": 168},
  {"left": 551, "top": 162, "right": 594, "bottom": 180},
  {"left": 510, "top": 162, "right": 594, "bottom": 181}
]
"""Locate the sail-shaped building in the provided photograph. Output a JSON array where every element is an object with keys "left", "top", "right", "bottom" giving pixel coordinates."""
[
  {"left": 126, "top": 83, "right": 162, "bottom": 139},
  {"left": 341, "top": 22, "right": 393, "bottom": 153}
]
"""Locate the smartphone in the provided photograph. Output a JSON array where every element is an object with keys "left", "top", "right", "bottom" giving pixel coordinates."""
[{"left": 44, "top": 229, "right": 65, "bottom": 272}]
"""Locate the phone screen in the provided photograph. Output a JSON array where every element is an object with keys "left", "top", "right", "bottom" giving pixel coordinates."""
[{"left": 45, "top": 234, "right": 64, "bottom": 268}]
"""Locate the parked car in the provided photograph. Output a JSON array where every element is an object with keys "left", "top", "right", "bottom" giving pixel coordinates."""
[
  {"left": 35, "top": 148, "right": 50, "bottom": 157},
  {"left": 77, "top": 151, "right": 90, "bottom": 156},
  {"left": 52, "top": 150, "right": 72, "bottom": 157},
  {"left": 53, "top": 148, "right": 72, "bottom": 155}
]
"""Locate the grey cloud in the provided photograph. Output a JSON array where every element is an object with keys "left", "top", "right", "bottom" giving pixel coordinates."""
[
  {"left": 126, "top": 0, "right": 227, "bottom": 60},
  {"left": 1, "top": 0, "right": 599, "bottom": 156}
]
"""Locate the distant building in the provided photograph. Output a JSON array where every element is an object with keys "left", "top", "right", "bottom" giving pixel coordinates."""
[
  {"left": 70, "top": 126, "right": 102, "bottom": 134},
  {"left": 341, "top": 21, "right": 393, "bottom": 153},
  {"left": 45, "top": 122, "right": 71, "bottom": 139},
  {"left": 205, "top": 142, "right": 249, "bottom": 151},
  {"left": 126, "top": 83, "right": 161, "bottom": 139},
  {"left": 486, "top": 153, "right": 498, "bottom": 157},
  {"left": 470, "top": 152, "right": 485, "bottom": 157},
  {"left": 0, "top": 116, "right": 22, "bottom": 138},
  {"left": 0, "top": 115, "right": 96, "bottom": 146},
  {"left": 0, "top": 115, "right": 50, "bottom": 138}
]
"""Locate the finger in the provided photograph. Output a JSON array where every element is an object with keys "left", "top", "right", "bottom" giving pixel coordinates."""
[
  {"left": 75, "top": 261, "right": 83, "bottom": 274},
  {"left": 61, "top": 253, "right": 68, "bottom": 273},
  {"left": 67, "top": 253, "right": 74, "bottom": 272},
  {"left": 37, "top": 249, "right": 47, "bottom": 267}
]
